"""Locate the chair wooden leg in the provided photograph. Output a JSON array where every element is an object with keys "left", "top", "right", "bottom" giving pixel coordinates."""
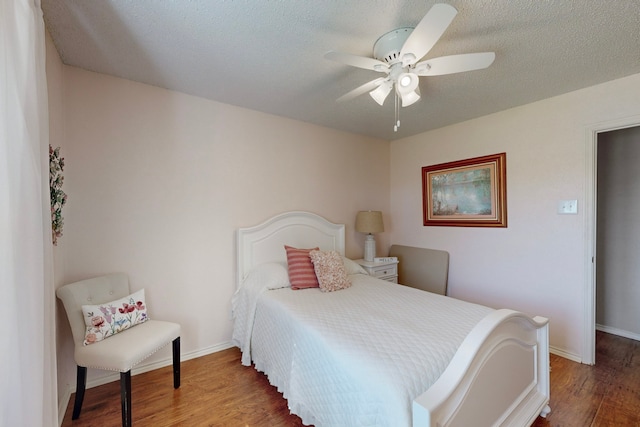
[
  {"left": 172, "top": 337, "right": 181, "bottom": 389},
  {"left": 120, "top": 371, "right": 132, "bottom": 427},
  {"left": 72, "top": 366, "right": 87, "bottom": 420}
]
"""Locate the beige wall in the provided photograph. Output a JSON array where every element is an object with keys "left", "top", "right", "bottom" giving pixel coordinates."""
[
  {"left": 54, "top": 65, "right": 390, "bottom": 392},
  {"left": 390, "top": 72, "right": 640, "bottom": 360},
  {"left": 45, "top": 30, "right": 73, "bottom": 420}
]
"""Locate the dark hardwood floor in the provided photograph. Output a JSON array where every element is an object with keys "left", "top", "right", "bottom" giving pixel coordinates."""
[
  {"left": 531, "top": 331, "right": 640, "bottom": 427},
  {"left": 61, "top": 331, "right": 640, "bottom": 426}
]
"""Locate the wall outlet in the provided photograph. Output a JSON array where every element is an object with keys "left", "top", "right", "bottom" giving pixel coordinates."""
[{"left": 558, "top": 199, "right": 578, "bottom": 214}]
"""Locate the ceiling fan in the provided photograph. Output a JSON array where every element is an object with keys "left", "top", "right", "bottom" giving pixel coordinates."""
[{"left": 325, "top": 3, "right": 495, "bottom": 118}]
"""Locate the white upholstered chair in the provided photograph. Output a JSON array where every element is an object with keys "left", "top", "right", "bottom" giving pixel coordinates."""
[{"left": 56, "top": 273, "right": 181, "bottom": 427}]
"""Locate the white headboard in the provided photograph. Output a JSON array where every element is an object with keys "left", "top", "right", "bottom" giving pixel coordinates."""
[{"left": 236, "top": 211, "right": 345, "bottom": 288}]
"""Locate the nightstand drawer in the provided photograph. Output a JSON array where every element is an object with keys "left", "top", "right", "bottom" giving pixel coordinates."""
[
  {"left": 369, "top": 264, "right": 397, "bottom": 278},
  {"left": 354, "top": 259, "right": 399, "bottom": 284}
]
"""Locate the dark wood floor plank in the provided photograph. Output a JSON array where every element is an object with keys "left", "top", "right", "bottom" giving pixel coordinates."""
[
  {"left": 591, "top": 402, "right": 640, "bottom": 427},
  {"left": 62, "top": 331, "right": 640, "bottom": 426}
]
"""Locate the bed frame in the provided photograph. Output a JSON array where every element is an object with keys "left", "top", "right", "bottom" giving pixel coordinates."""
[{"left": 237, "top": 211, "right": 550, "bottom": 426}]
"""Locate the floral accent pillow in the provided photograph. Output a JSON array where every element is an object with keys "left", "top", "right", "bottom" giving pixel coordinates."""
[
  {"left": 81, "top": 289, "right": 149, "bottom": 345},
  {"left": 309, "top": 250, "right": 352, "bottom": 292}
]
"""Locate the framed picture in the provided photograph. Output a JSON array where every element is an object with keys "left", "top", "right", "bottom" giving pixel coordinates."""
[{"left": 422, "top": 152, "right": 507, "bottom": 227}]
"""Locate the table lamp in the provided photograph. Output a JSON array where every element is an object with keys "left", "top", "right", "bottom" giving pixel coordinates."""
[{"left": 355, "top": 211, "right": 384, "bottom": 262}]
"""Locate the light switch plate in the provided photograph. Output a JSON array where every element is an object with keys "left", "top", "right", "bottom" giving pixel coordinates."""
[{"left": 558, "top": 199, "right": 578, "bottom": 214}]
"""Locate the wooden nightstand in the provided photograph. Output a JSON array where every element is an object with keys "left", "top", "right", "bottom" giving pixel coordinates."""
[{"left": 354, "top": 259, "right": 398, "bottom": 283}]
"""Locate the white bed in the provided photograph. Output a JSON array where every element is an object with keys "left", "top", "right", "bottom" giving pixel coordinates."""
[{"left": 233, "top": 211, "right": 550, "bottom": 426}]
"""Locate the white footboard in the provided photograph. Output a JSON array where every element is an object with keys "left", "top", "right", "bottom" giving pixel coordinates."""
[{"left": 413, "top": 309, "right": 550, "bottom": 427}]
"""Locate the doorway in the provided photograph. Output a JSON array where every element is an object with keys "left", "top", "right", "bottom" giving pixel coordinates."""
[{"left": 585, "top": 116, "right": 640, "bottom": 364}]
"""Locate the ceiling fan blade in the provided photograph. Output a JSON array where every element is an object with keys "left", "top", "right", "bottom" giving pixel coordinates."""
[
  {"left": 336, "top": 77, "right": 386, "bottom": 103},
  {"left": 399, "top": 3, "right": 458, "bottom": 66},
  {"left": 413, "top": 52, "right": 496, "bottom": 76},
  {"left": 325, "top": 51, "right": 389, "bottom": 73}
]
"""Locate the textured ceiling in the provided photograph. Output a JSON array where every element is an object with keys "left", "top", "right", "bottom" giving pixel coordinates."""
[{"left": 42, "top": 1, "right": 640, "bottom": 141}]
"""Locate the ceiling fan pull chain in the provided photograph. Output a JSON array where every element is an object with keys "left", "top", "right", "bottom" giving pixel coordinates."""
[{"left": 394, "top": 92, "right": 400, "bottom": 132}]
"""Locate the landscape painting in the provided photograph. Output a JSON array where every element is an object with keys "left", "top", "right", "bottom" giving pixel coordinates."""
[{"left": 422, "top": 153, "right": 507, "bottom": 227}]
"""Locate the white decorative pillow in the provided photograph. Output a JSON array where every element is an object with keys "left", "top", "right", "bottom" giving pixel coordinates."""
[
  {"left": 342, "top": 257, "right": 368, "bottom": 275},
  {"left": 309, "top": 250, "right": 352, "bottom": 292},
  {"left": 244, "top": 262, "right": 291, "bottom": 290},
  {"left": 81, "top": 289, "right": 149, "bottom": 345}
]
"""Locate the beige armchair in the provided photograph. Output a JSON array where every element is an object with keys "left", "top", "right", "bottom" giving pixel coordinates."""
[{"left": 56, "top": 273, "right": 181, "bottom": 427}]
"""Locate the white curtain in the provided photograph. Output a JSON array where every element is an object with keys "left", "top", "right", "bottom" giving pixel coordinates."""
[{"left": 0, "top": 0, "right": 58, "bottom": 426}]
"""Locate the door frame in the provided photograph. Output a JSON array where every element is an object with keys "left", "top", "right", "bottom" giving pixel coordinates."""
[{"left": 584, "top": 114, "right": 640, "bottom": 365}]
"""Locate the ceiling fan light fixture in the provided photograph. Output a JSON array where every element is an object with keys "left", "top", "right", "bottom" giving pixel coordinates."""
[
  {"left": 397, "top": 72, "right": 419, "bottom": 91},
  {"left": 370, "top": 80, "right": 393, "bottom": 105},
  {"left": 400, "top": 89, "right": 420, "bottom": 107},
  {"left": 395, "top": 72, "right": 420, "bottom": 106}
]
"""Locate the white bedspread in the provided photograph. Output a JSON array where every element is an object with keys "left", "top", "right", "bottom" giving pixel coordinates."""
[{"left": 233, "top": 272, "right": 493, "bottom": 427}]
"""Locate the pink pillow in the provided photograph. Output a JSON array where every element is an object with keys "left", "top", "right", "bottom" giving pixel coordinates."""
[
  {"left": 309, "top": 250, "right": 352, "bottom": 292},
  {"left": 285, "top": 245, "right": 320, "bottom": 289}
]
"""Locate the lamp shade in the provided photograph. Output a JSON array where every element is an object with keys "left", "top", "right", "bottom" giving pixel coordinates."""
[{"left": 355, "top": 211, "right": 384, "bottom": 234}]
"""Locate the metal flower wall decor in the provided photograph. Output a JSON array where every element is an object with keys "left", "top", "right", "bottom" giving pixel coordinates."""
[{"left": 49, "top": 145, "right": 67, "bottom": 245}]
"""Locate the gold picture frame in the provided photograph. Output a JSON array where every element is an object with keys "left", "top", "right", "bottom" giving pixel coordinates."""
[{"left": 422, "top": 153, "right": 507, "bottom": 227}]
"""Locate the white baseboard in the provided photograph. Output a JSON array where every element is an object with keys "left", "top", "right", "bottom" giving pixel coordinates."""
[
  {"left": 596, "top": 324, "right": 640, "bottom": 341},
  {"left": 546, "top": 326, "right": 640, "bottom": 369},
  {"left": 58, "top": 341, "right": 234, "bottom": 426},
  {"left": 58, "top": 387, "right": 71, "bottom": 427},
  {"left": 549, "top": 345, "right": 581, "bottom": 363}
]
